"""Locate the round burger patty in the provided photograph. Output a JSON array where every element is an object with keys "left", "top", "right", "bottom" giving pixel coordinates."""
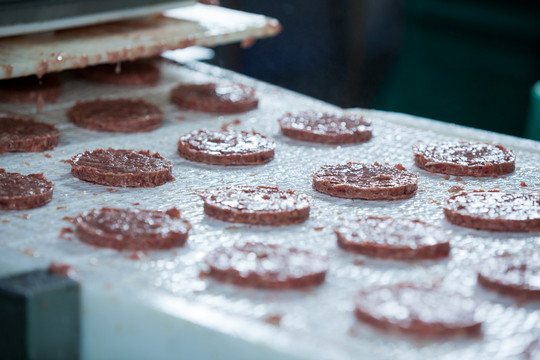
[
  {"left": 477, "top": 255, "right": 540, "bottom": 301},
  {"left": 0, "top": 75, "right": 62, "bottom": 104},
  {"left": 177, "top": 129, "right": 275, "bottom": 165},
  {"left": 200, "top": 185, "right": 310, "bottom": 225},
  {"left": 67, "top": 98, "right": 163, "bottom": 133},
  {"left": 0, "top": 169, "right": 54, "bottom": 210},
  {"left": 0, "top": 114, "right": 60, "bottom": 153},
  {"left": 78, "top": 60, "right": 160, "bottom": 86},
  {"left": 412, "top": 141, "right": 515, "bottom": 177},
  {"left": 334, "top": 216, "right": 451, "bottom": 260},
  {"left": 65, "top": 148, "right": 174, "bottom": 187},
  {"left": 72, "top": 207, "right": 191, "bottom": 250},
  {"left": 354, "top": 283, "right": 482, "bottom": 337},
  {"left": 312, "top": 162, "right": 418, "bottom": 200},
  {"left": 170, "top": 82, "right": 258, "bottom": 113},
  {"left": 204, "top": 242, "right": 328, "bottom": 289},
  {"left": 278, "top": 110, "right": 372, "bottom": 144},
  {"left": 443, "top": 190, "right": 540, "bottom": 232}
]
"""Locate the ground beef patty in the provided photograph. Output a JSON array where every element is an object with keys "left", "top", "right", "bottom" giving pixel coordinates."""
[
  {"left": 0, "top": 75, "right": 62, "bottom": 104},
  {"left": 443, "top": 190, "right": 540, "bottom": 232},
  {"left": 72, "top": 207, "right": 191, "bottom": 250},
  {"left": 67, "top": 98, "right": 163, "bottom": 133},
  {"left": 65, "top": 148, "right": 174, "bottom": 187},
  {"left": 170, "top": 82, "right": 258, "bottom": 113},
  {"left": 312, "top": 163, "right": 417, "bottom": 200},
  {"left": 477, "top": 255, "right": 540, "bottom": 301},
  {"left": 412, "top": 141, "right": 515, "bottom": 177},
  {"left": 201, "top": 185, "right": 310, "bottom": 225},
  {"left": 0, "top": 114, "right": 60, "bottom": 153},
  {"left": 177, "top": 129, "right": 275, "bottom": 165},
  {"left": 0, "top": 169, "right": 54, "bottom": 210},
  {"left": 354, "top": 283, "right": 482, "bottom": 337},
  {"left": 204, "top": 242, "right": 328, "bottom": 289},
  {"left": 334, "top": 217, "right": 450, "bottom": 260},
  {"left": 78, "top": 60, "right": 160, "bottom": 86},
  {"left": 278, "top": 111, "right": 372, "bottom": 144}
]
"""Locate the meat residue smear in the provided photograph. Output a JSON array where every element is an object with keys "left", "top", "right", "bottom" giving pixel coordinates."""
[
  {"left": 47, "top": 262, "right": 77, "bottom": 278},
  {"left": 448, "top": 186, "right": 464, "bottom": 193},
  {"left": 44, "top": 153, "right": 53, "bottom": 158},
  {"left": 36, "top": 93, "right": 44, "bottom": 114},
  {"left": 59, "top": 227, "right": 74, "bottom": 240},
  {"left": 107, "top": 188, "right": 118, "bottom": 193},
  {"left": 165, "top": 207, "right": 181, "bottom": 218},
  {"left": 198, "top": 0, "right": 220, "bottom": 5},
  {"left": 176, "top": 115, "right": 186, "bottom": 121},
  {"left": 264, "top": 314, "right": 283, "bottom": 326},
  {"left": 314, "top": 226, "right": 324, "bottom": 231},
  {"left": 353, "top": 259, "right": 365, "bottom": 266},
  {"left": 23, "top": 248, "right": 38, "bottom": 257},
  {"left": 521, "top": 182, "right": 528, "bottom": 187},
  {"left": 127, "top": 251, "right": 146, "bottom": 261},
  {"left": 240, "top": 37, "right": 256, "bottom": 49},
  {"left": 56, "top": 206, "right": 67, "bottom": 210},
  {"left": 455, "top": 176, "right": 463, "bottom": 181},
  {"left": 444, "top": 175, "right": 451, "bottom": 180},
  {"left": 14, "top": 214, "right": 30, "bottom": 219},
  {"left": 220, "top": 118, "right": 242, "bottom": 131},
  {"left": 133, "top": 202, "right": 140, "bottom": 206}
]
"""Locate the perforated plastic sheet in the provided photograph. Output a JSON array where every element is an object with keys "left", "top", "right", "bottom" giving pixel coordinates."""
[{"left": 0, "top": 61, "right": 539, "bottom": 360}]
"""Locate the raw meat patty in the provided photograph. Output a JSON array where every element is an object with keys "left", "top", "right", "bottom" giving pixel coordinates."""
[
  {"left": 0, "top": 169, "right": 54, "bottom": 210},
  {"left": 0, "top": 114, "right": 60, "bottom": 153},
  {"left": 334, "top": 216, "right": 450, "bottom": 260},
  {"left": 78, "top": 60, "right": 159, "bottom": 86},
  {"left": 72, "top": 207, "right": 191, "bottom": 250},
  {"left": 312, "top": 163, "right": 417, "bottom": 200},
  {"left": 204, "top": 242, "right": 328, "bottom": 289},
  {"left": 177, "top": 129, "right": 275, "bottom": 165},
  {"left": 412, "top": 141, "right": 515, "bottom": 177},
  {"left": 477, "top": 255, "right": 540, "bottom": 301},
  {"left": 66, "top": 148, "right": 174, "bottom": 187},
  {"left": 354, "top": 283, "right": 482, "bottom": 337},
  {"left": 201, "top": 185, "right": 310, "bottom": 225},
  {"left": 443, "top": 190, "right": 540, "bottom": 232},
  {"left": 170, "top": 82, "right": 258, "bottom": 113},
  {"left": 278, "top": 111, "right": 372, "bottom": 144},
  {"left": 0, "top": 75, "right": 61, "bottom": 103},
  {"left": 67, "top": 98, "right": 163, "bottom": 132}
]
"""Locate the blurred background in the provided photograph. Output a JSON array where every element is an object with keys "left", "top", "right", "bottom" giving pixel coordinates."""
[{"left": 207, "top": 0, "right": 540, "bottom": 139}]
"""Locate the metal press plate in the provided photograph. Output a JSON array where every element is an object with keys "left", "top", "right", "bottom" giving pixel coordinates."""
[
  {"left": 0, "top": 61, "right": 539, "bottom": 359},
  {"left": 0, "top": 4, "right": 281, "bottom": 80},
  {"left": 0, "top": 0, "right": 196, "bottom": 38}
]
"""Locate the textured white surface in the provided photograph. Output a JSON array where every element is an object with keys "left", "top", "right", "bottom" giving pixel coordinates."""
[{"left": 0, "top": 61, "right": 539, "bottom": 359}]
